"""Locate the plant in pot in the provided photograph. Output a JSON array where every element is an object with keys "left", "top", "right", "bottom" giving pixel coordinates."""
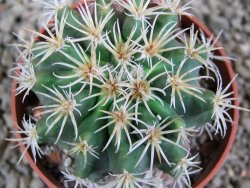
[{"left": 8, "top": 0, "right": 250, "bottom": 187}]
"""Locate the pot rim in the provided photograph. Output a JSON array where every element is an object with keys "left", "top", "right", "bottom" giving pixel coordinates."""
[{"left": 11, "top": 9, "right": 239, "bottom": 188}]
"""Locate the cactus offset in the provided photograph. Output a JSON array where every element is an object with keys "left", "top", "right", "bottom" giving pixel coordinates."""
[{"left": 9, "top": 0, "right": 250, "bottom": 187}]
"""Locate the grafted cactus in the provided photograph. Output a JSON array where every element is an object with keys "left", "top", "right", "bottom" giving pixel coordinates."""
[{"left": 9, "top": 0, "right": 250, "bottom": 187}]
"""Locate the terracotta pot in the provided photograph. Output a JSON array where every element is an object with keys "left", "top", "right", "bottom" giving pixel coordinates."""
[{"left": 11, "top": 7, "right": 239, "bottom": 188}]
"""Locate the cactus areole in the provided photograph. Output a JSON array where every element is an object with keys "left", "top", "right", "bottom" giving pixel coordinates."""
[{"left": 10, "top": 0, "right": 247, "bottom": 188}]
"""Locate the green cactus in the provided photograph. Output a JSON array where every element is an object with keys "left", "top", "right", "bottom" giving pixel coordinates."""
[{"left": 8, "top": 0, "right": 250, "bottom": 188}]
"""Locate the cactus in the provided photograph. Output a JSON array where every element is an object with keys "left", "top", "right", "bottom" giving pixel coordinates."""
[{"left": 8, "top": 0, "right": 250, "bottom": 187}]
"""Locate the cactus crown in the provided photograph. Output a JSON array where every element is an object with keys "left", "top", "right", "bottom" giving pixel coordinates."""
[{"left": 9, "top": 0, "right": 250, "bottom": 187}]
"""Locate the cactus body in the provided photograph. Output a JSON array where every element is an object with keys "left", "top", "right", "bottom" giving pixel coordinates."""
[{"left": 9, "top": 0, "right": 249, "bottom": 188}]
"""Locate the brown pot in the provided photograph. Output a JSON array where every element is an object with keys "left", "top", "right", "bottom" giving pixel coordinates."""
[{"left": 11, "top": 6, "right": 239, "bottom": 188}]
